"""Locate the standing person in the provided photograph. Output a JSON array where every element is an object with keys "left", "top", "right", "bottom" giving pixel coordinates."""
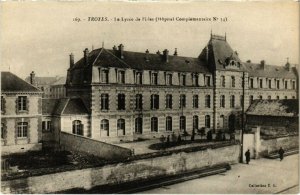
[
  {"left": 278, "top": 147, "right": 285, "bottom": 161},
  {"left": 245, "top": 149, "right": 250, "bottom": 164}
]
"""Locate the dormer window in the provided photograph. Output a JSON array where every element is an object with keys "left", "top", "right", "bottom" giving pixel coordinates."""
[
  {"left": 100, "top": 69, "right": 109, "bottom": 83},
  {"left": 135, "top": 72, "right": 143, "bottom": 85},
  {"left": 166, "top": 73, "right": 172, "bottom": 85},
  {"left": 118, "top": 70, "right": 125, "bottom": 84},
  {"left": 205, "top": 76, "right": 211, "bottom": 87},
  {"left": 192, "top": 74, "right": 199, "bottom": 86},
  {"left": 151, "top": 72, "right": 158, "bottom": 85},
  {"left": 180, "top": 74, "right": 186, "bottom": 86}
]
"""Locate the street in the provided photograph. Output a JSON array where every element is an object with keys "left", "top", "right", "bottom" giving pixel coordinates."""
[{"left": 141, "top": 154, "right": 299, "bottom": 194}]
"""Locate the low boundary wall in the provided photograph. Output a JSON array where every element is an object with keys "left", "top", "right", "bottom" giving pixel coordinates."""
[
  {"left": 260, "top": 135, "right": 299, "bottom": 155},
  {"left": 59, "top": 132, "right": 132, "bottom": 160},
  {"left": 1, "top": 144, "right": 240, "bottom": 194}
]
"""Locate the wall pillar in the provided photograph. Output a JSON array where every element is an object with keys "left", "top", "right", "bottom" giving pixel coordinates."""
[{"left": 253, "top": 126, "right": 261, "bottom": 159}]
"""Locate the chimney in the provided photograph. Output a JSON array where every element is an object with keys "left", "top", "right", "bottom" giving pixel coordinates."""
[
  {"left": 83, "top": 48, "right": 89, "bottom": 66},
  {"left": 173, "top": 48, "right": 178, "bottom": 56},
  {"left": 69, "top": 53, "right": 74, "bottom": 68},
  {"left": 145, "top": 49, "right": 150, "bottom": 61},
  {"left": 30, "top": 71, "right": 36, "bottom": 85},
  {"left": 246, "top": 60, "right": 251, "bottom": 63},
  {"left": 260, "top": 60, "right": 265, "bottom": 69},
  {"left": 156, "top": 50, "right": 161, "bottom": 55},
  {"left": 118, "top": 44, "right": 124, "bottom": 59},
  {"left": 113, "top": 45, "right": 117, "bottom": 51},
  {"left": 163, "top": 49, "right": 169, "bottom": 62}
]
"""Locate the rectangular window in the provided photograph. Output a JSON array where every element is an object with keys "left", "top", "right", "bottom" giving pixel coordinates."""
[
  {"left": 135, "top": 94, "right": 143, "bottom": 110},
  {"left": 192, "top": 74, "right": 199, "bottom": 86},
  {"left": 42, "top": 121, "right": 52, "bottom": 131},
  {"left": 285, "top": 81, "right": 288, "bottom": 89},
  {"left": 205, "top": 95, "right": 210, "bottom": 108},
  {"left": 276, "top": 80, "right": 280, "bottom": 89},
  {"left": 259, "top": 79, "right": 263, "bottom": 88},
  {"left": 250, "top": 78, "right": 254, "bottom": 88},
  {"left": 166, "top": 74, "right": 172, "bottom": 85},
  {"left": 101, "top": 94, "right": 109, "bottom": 110},
  {"left": 231, "top": 76, "right": 235, "bottom": 88},
  {"left": 268, "top": 80, "right": 272, "bottom": 89},
  {"left": 151, "top": 72, "right": 158, "bottom": 85},
  {"left": 136, "top": 72, "right": 143, "bottom": 84},
  {"left": 240, "top": 95, "right": 244, "bottom": 107},
  {"left": 18, "top": 96, "right": 27, "bottom": 111},
  {"left": 166, "top": 94, "right": 172, "bottom": 109},
  {"left": 118, "top": 71, "right": 125, "bottom": 84},
  {"left": 1, "top": 96, "right": 4, "bottom": 112},
  {"left": 100, "top": 69, "right": 109, "bottom": 83},
  {"left": 205, "top": 76, "right": 211, "bottom": 86},
  {"left": 117, "top": 94, "right": 125, "bottom": 110},
  {"left": 292, "top": 81, "right": 296, "bottom": 90},
  {"left": 230, "top": 95, "right": 235, "bottom": 108},
  {"left": 180, "top": 74, "right": 186, "bottom": 86},
  {"left": 221, "top": 76, "right": 225, "bottom": 87},
  {"left": 179, "top": 94, "right": 186, "bottom": 108},
  {"left": 151, "top": 94, "right": 159, "bottom": 110},
  {"left": 1, "top": 123, "right": 4, "bottom": 139},
  {"left": 193, "top": 95, "right": 199, "bottom": 108},
  {"left": 17, "top": 122, "right": 28, "bottom": 138}
]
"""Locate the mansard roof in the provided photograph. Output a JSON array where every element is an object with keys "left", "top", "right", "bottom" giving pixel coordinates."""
[
  {"left": 244, "top": 63, "right": 297, "bottom": 79},
  {"left": 1, "top": 72, "right": 41, "bottom": 93},
  {"left": 72, "top": 48, "right": 210, "bottom": 74},
  {"left": 246, "top": 99, "right": 298, "bottom": 117},
  {"left": 42, "top": 98, "right": 89, "bottom": 116}
]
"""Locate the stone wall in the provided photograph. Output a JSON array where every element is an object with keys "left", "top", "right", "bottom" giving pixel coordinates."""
[
  {"left": 1, "top": 144, "right": 240, "bottom": 194},
  {"left": 59, "top": 132, "right": 132, "bottom": 160},
  {"left": 260, "top": 135, "right": 299, "bottom": 155}
]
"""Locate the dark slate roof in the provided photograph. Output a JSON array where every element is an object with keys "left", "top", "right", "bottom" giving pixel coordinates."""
[
  {"left": 1, "top": 72, "right": 40, "bottom": 92},
  {"left": 62, "top": 98, "right": 89, "bottom": 115},
  {"left": 51, "top": 76, "right": 66, "bottom": 85},
  {"left": 246, "top": 99, "right": 298, "bottom": 117},
  {"left": 72, "top": 48, "right": 210, "bottom": 73},
  {"left": 244, "top": 63, "right": 297, "bottom": 79},
  {"left": 25, "top": 76, "right": 66, "bottom": 86},
  {"left": 42, "top": 98, "right": 59, "bottom": 115}
]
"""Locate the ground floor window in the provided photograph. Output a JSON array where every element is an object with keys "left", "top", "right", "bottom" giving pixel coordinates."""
[
  {"left": 117, "top": 119, "right": 125, "bottom": 136},
  {"left": 166, "top": 116, "right": 172, "bottom": 131},
  {"left": 72, "top": 120, "right": 83, "bottom": 136},
  {"left": 42, "top": 120, "right": 52, "bottom": 131},
  {"left": 205, "top": 115, "right": 210, "bottom": 128},
  {"left": 101, "top": 119, "right": 109, "bottom": 136},
  {"left": 151, "top": 117, "right": 158, "bottom": 132},
  {"left": 17, "top": 122, "right": 28, "bottom": 138},
  {"left": 180, "top": 116, "right": 186, "bottom": 131},
  {"left": 135, "top": 117, "right": 143, "bottom": 134},
  {"left": 193, "top": 115, "right": 199, "bottom": 130}
]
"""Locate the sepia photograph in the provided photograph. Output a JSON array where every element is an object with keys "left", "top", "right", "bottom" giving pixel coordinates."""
[{"left": 0, "top": 1, "right": 299, "bottom": 194}]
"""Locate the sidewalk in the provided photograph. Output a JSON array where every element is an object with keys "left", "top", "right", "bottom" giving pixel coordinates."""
[{"left": 141, "top": 154, "right": 299, "bottom": 194}]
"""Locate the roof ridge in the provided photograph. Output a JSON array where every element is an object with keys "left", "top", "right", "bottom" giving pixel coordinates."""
[{"left": 103, "top": 48, "right": 131, "bottom": 69}]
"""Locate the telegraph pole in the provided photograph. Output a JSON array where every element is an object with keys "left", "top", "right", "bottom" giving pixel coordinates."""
[{"left": 240, "top": 71, "right": 245, "bottom": 163}]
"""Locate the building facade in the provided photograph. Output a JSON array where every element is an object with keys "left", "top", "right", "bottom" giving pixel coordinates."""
[
  {"left": 62, "top": 34, "right": 298, "bottom": 143},
  {"left": 1, "top": 72, "right": 43, "bottom": 154}
]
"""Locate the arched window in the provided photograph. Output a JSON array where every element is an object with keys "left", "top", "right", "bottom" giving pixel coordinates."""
[
  {"left": 193, "top": 115, "right": 199, "bottom": 130},
  {"left": 72, "top": 120, "right": 83, "bottom": 136},
  {"left": 193, "top": 95, "right": 199, "bottom": 108},
  {"left": 100, "top": 119, "right": 109, "bottom": 136},
  {"left": 220, "top": 95, "right": 225, "bottom": 108},
  {"left": 166, "top": 116, "right": 172, "bottom": 131},
  {"left": 205, "top": 95, "right": 211, "bottom": 108},
  {"left": 180, "top": 116, "right": 186, "bottom": 131},
  {"left": 230, "top": 95, "right": 235, "bottom": 108},
  {"left": 117, "top": 119, "right": 125, "bottom": 136},
  {"left": 135, "top": 117, "right": 143, "bottom": 134},
  {"left": 151, "top": 117, "right": 158, "bottom": 132},
  {"left": 205, "top": 115, "right": 211, "bottom": 128},
  {"left": 179, "top": 94, "right": 186, "bottom": 108}
]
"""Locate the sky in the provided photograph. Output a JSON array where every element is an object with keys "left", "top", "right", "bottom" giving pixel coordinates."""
[{"left": 0, "top": 1, "right": 299, "bottom": 79}]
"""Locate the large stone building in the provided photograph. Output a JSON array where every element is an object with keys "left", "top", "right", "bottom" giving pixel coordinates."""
[
  {"left": 1, "top": 72, "right": 43, "bottom": 154},
  {"left": 60, "top": 34, "right": 298, "bottom": 143}
]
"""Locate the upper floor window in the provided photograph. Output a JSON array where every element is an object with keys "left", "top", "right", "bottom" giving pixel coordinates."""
[
  {"left": 118, "top": 70, "right": 125, "bottom": 84},
  {"left": 135, "top": 72, "right": 143, "bottom": 85},
  {"left": 1, "top": 123, "right": 4, "bottom": 139},
  {"left": 230, "top": 95, "right": 235, "bottom": 108},
  {"left": 259, "top": 79, "right": 263, "bottom": 88},
  {"left": 100, "top": 119, "right": 109, "bottom": 136},
  {"left": 292, "top": 81, "right": 296, "bottom": 90},
  {"left": 117, "top": 94, "right": 125, "bottom": 110},
  {"left": 166, "top": 116, "right": 172, "bottom": 131},
  {"left": 276, "top": 80, "right": 280, "bottom": 89},
  {"left": 166, "top": 94, "right": 172, "bottom": 109},
  {"left": 249, "top": 78, "right": 254, "bottom": 88},
  {"left": 18, "top": 96, "right": 27, "bottom": 111},
  {"left": 205, "top": 95, "right": 211, "bottom": 108},
  {"left": 72, "top": 120, "right": 83, "bottom": 136},
  {"left": 135, "top": 94, "right": 143, "bottom": 110},
  {"left": 220, "top": 95, "right": 225, "bottom": 108},
  {"left": 285, "top": 81, "right": 288, "bottom": 89},
  {"left": 42, "top": 120, "right": 52, "bottom": 131},
  {"left": 17, "top": 122, "right": 28, "bottom": 138},
  {"left": 1, "top": 96, "right": 4, "bottom": 112},
  {"left": 151, "top": 72, "right": 158, "bottom": 85},
  {"left": 179, "top": 94, "right": 186, "bottom": 108},
  {"left": 231, "top": 76, "right": 235, "bottom": 88},
  {"left": 221, "top": 76, "right": 225, "bottom": 87},
  {"left": 101, "top": 94, "right": 109, "bottom": 110},
  {"left": 205, "top": 76, "right": 211, "bottom": 86},
  {"left": 100, "top": 69, "right": 109, "bottom": 83},
  {"left": 193, "top": 95, "right": 199, "bottom": 108},
  {"left": 192, "top": 74, "right": 199, "bottom": 86},
  {"left": 240, "top": 95, "right": 244, "bottom": 107},
  {"left": 180, "top": 74, "right": 186, "bottom": 86},
  {"left": 151, "top": 94, "right": 159, "bottom": 110},
  {"left": 268, "top": 80, "right": 272, "bottom": 89},
  {"left": 166, "top": 73, "right": 172, "bottom": 85},
  {"left": 151, "top": 117, "right": 158, "bottom": 132}
]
